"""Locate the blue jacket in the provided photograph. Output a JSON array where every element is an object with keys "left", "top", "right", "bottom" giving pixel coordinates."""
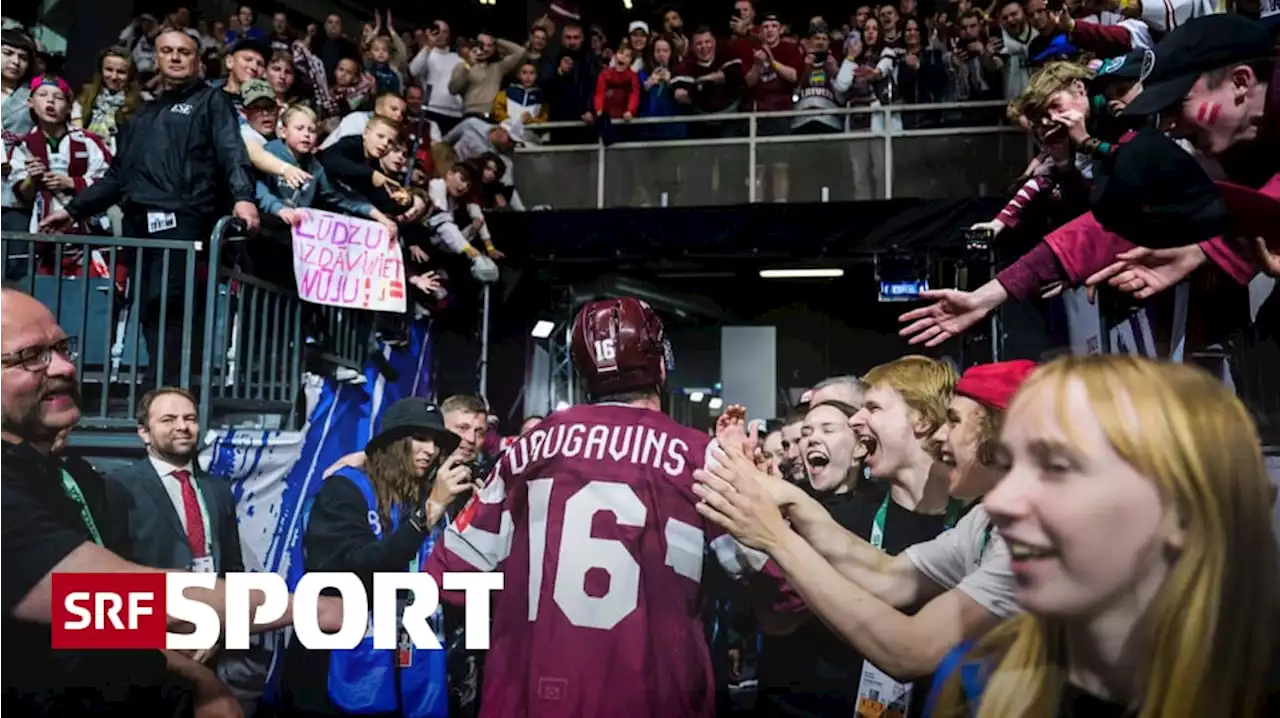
[
  {"left": 254, "top": 138, "right": 374, "bottom": 218},
  {"left": 307, "top": 468, "right": 449, "bottom": 718},
  {"left": 638, "top": 71, "right": 687, "bottom": 140}
]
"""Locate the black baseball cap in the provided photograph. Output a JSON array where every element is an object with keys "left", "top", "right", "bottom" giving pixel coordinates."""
[
  {"left": 1093, "top": 48, "right": 1152, "bottom": 85},
  {"left": 1122, "top": 14, "right": 1273, "bottom": 118},
  {"left": 1090, "top": 127, "right": 1228, "bottom": 248},
  {"left": 230, "top": 36, "right": 272, "bottom": 64}
]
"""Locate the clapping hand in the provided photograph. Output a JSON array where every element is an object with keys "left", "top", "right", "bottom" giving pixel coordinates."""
[
  {"left": 692, "top": 442, "right": 795, "bottom": 552},
  {"left": 715, "top": 404, "right": 754, "bottom": 455}
]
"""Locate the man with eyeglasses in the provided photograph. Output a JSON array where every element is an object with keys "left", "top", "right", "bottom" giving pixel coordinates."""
[{"left": 0, "top": 288, "right": 341, "bottom": 717}]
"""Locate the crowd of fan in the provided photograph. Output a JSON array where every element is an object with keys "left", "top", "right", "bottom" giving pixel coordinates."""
[
  {"left": 892, "top": 5, "right": 1279, "bottom": 368},
  {"left": 9, "top": 0, "right": 1253, "bottom": 233}
]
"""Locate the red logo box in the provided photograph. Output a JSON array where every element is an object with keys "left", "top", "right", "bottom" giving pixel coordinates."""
[{"left": 51, "top": 573, "right": 168, "bottom": 650}]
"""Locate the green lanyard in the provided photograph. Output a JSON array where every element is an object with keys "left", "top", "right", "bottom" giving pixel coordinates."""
[
  {"left": 60, "top": 470, "right": 104, "bottom": 546},
  {"left": 868, "top": 492, "right": 962, "bottom": 550},
  {"left": 977, "top": 522, "right": 995, "bottom": 562}
]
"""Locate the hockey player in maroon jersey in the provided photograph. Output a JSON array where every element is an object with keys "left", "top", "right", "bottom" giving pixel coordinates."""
[{"left": 425, "top": 296, "right": 788, "bottom": 718}]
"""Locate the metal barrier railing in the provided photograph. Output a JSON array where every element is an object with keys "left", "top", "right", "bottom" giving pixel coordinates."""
[
  {"left": 3, "top": 230, "right": 201, "bottom": 432},
  {"left": 2, "top": 218, "right": 376, "bottom": 437},
  {"left": 199, "top": 218, "right": 375, "bottom": 431},
  {"left": 513, "top": 101, "right": 1030, "bottom": 208}
]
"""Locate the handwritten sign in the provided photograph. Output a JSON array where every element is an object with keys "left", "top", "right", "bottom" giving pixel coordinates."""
[{"left": 291, "top": 209, "right": 406, "bottom": 312}]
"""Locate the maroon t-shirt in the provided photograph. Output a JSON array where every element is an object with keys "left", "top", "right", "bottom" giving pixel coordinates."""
[
  {"left": 672, "top": 51, "right": 745, "bottom": 113},
  {"left": 747, "top": 40, "right": 805, "bottom": 112},
  {"left": 426, "top": 403, "right": 784, "bottom": 718}
]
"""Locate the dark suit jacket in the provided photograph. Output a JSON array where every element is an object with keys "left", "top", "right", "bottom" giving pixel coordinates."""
[{"left": 106, "top": 458, "right": 245, "bottom": 575}]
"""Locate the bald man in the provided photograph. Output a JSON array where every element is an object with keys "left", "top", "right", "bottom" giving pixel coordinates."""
[{"left": 0, "top": 289, "right": 331, "bottom": 718}]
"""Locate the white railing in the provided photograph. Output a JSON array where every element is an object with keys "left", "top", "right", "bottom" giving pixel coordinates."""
[{"left": 511, "top": 101, "right": 1031, "bottom": 209}]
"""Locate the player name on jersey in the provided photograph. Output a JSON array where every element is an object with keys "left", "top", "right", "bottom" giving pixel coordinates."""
[{"left": 505, "top": 423, "right": 693, "bottom": 479}]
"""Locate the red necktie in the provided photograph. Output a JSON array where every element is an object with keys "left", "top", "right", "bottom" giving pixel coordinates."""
[{"left": 172, "top": 470, "right": 208, "bottom": 558}]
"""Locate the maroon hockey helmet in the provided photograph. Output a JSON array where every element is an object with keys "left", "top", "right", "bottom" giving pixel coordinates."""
[{"left": 571, "top": 297, "right": 673, "bottom": 399}]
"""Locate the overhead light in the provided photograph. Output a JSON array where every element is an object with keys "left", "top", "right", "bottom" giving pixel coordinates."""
[
  {"left": 531, "top": 320, "right": 555, "bottom": 339},
  {"left": 759, "top": 268, "right": 844, "bottom": 279},
  {"left": 690, "top": 391, "right": 705, "bottom": 403},
  {"left": 708, "top": 397, "right": 723, "bottom": 410}
]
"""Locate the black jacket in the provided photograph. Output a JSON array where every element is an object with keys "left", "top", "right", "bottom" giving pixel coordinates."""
[
  {"left": 541, "top": 48, "right": 600, "bottom": 121},
  {"left": 69, "top": 81, "right": 255, "bottom": 221},
  {"left": 318, "top": 135, "right": 406, "bottom": 216}
]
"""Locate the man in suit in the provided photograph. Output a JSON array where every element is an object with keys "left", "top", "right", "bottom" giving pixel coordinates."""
[
  {"left": 110, "top": 386, "right": 253, "bottom": 709},
  {"left": 109, "top": 387, "right": 244, "bottom": 577}
]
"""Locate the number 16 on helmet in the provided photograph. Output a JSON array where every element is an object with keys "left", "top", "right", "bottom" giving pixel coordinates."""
[{"left": 570, "top": 297, "right": 674, "bottom": 400}]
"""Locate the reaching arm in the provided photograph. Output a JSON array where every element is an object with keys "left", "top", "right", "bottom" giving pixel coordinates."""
[
  {"left": 11, "top": 541, "right": 307, "bottom": 633},
  {"left": 784, "top": 490, "right": 939, "bottom": 608},
  {"left": 769, "top": 528, "right": 1003, "bottom": 680},
  {"left": 494, "top": 38, "right": 528, "bottom": 76}
]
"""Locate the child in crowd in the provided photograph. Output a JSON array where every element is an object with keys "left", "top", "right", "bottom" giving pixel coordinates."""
[
  {"left": 254, "top": 104, "right": 385, "bottom": 228},
  {"left": 362, "top": 12, "right": 408, "bottom": 94},
  {"left": 971, "top": 56, "right": 1145, "bottom": 238},
  {"left": 594, "top": 42, "right": 640, "bottom": 122},
  {"left": 240, "top": 78, "right": 312, "bottom": 193},
  {"left": 318, "top": 114, "right": 407, "bottom": 238},
  {"left": 376, "top": 138, "right": 427, "bottom": 223},
  {"left": 331, "top": 56, "right": 375, "bottom": 115},
  {"left": 491, "top": 60, "right": 548, "bottom": 126},
  {"left": 469, "top": 151, "right": 517, "bottom": 213},
  {"left": 8, "top": 75, "right": 112, "bottom": 234},
  {"left": 424, "top": 162, "right": 488, "bottom": 261},
  {"left": 265, "top": 49, "right": 298, "bottom": 106}
]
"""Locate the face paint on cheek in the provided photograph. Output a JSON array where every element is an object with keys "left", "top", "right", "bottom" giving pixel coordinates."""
[{"left": 1195, "top": 101, "right": 1221, "bottom": 126}]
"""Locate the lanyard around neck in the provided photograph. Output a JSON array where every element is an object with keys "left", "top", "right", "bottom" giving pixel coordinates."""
[
  {"left": 869, "top": 492, "right": 961, "bottom": 550},
  {"left": 60, "top": 470, "right": 104, "bottom": 546}
]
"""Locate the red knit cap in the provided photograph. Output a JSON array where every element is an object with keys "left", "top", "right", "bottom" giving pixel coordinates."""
[{"left": 954, "top": 360, "right": 1039, "bottom": 412}]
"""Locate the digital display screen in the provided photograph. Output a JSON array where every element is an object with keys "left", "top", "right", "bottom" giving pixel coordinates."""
[{"left": 878, "top": 279, "right": 929, "bottom": 302}]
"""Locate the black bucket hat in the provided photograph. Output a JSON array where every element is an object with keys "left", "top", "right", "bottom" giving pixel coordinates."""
[{"left": 367, "top": 398, "right": 460, "bottom": 456}]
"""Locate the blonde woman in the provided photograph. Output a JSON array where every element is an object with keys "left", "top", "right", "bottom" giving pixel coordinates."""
[
  {"left": 928, "top": 355, "right": 1280, "bottom": 717},
  {"left": 72, "top": 47, "right": 146, "bottom": 153}
]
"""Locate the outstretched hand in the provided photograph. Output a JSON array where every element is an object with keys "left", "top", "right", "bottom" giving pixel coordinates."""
[
  {"left": 897, "top": 283, "right": 1007, "bottom": 347},
  {"left": 1083, "top": 245, "right": 1207, "bottom": 303}
]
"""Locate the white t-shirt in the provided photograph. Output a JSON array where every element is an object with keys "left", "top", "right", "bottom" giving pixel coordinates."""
[
  {"left": 409, "top": 47, "right": 465, "bottom": 118},
  {"left": 320, "top": 111, "right": 373, "bottom": 151},
  {"left": 240, "top": 123, "right": 269, "bottom": 148},
  {"left": 1000, "top": 26, "right": 1037, "bottom": 100},
  {"left": 903, "top": 504, "right": 1020, "bottom": 619},
  {"left": 320, "top": 110, "right": 442, "bottom": 151}
]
